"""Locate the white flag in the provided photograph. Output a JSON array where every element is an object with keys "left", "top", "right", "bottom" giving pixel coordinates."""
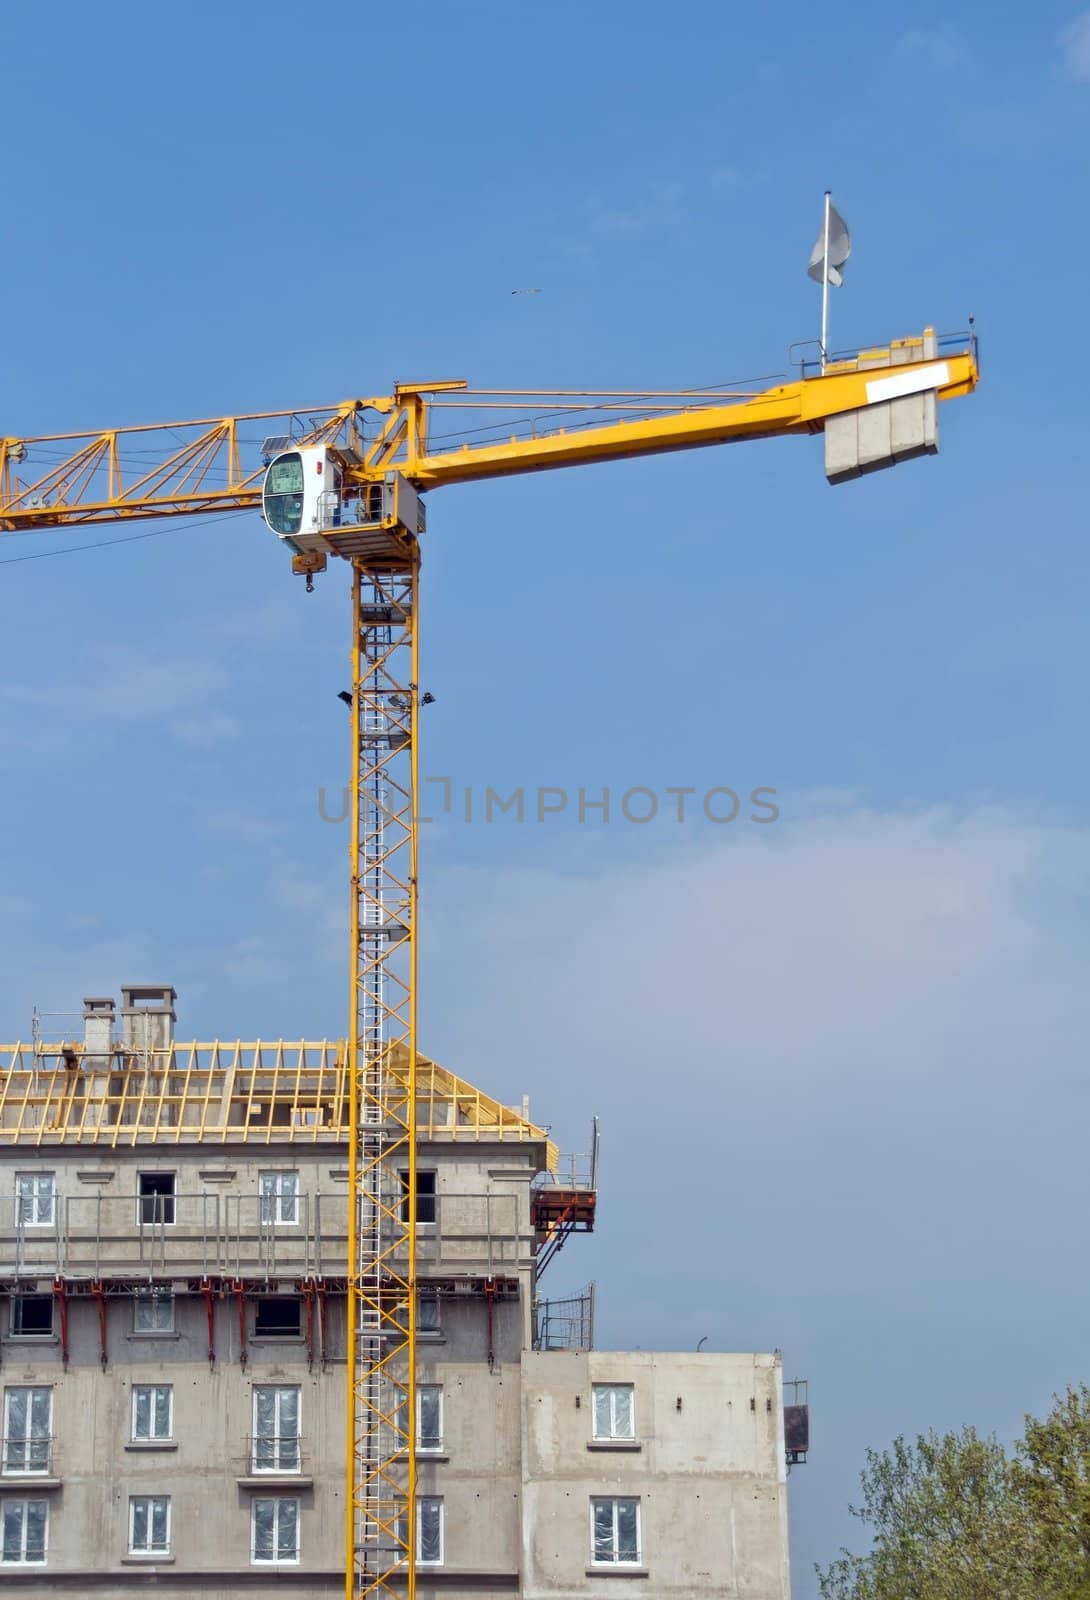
[{"left": 807, "top": 203, "right": 851, "bottom": 286}]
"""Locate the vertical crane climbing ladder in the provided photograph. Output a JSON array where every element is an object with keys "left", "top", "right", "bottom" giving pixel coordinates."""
[{"left": 347, "top": 549, "right": 420, "bottom": 1598}]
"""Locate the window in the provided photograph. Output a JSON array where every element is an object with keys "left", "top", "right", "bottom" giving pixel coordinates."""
[
  {"left": 417, "top": 1497, "right": 443, "bottom": 1566},
  {"left": 399, "top": 1170, "right": 437, "bottom": 1224},
  {"left": 593, "top": 1383, "right": 636, "bottom": 1441},
  {"left": 14, "top": 1175, "right": 54, "bottom": 1229},
  {"left": 591, "top": 1497, "right": 641, "bottom": 1566},
  {"left": 10, "top": 1297, "right": 53, "bottom": 1339},
  {"left": 133, "top": 1294, "right": 174, "bottom": 1335},
  {"left": 137, "top": 1173, "right": 175, "bottom": 1226},
  {"left": 417, "top": 1385, "right": 443, "bottom": 1453},
  {"left": 2, "top": 1389, "right": 51, "bottom": 1475},
  {"left": 262, "top": 452, "right": 305, "bottom": 538},
  {"left": 418, "top": 1291, "right": 440, "bottom": 1334},
  {"left": 254, "top": 1297, "right": 301, "bottom": 1338},
  {"left": 259, "top": 1172, "right": 299, "bottom": 1225},
  {"left": 253, "top": 1386, "right": 301, "bottom": 1473},
  {"left": 1, "top": 1499, "right": 47, "bottom": 1565},
  {"left": 132, "top": 1385, "right": 173, "bottom": 1443},
  {"left": 129, "top": 1495, "right": 170, "bottom": 1556},
  {"left": 251, "top": 1497, "right": 299, "bottom": 1565}
]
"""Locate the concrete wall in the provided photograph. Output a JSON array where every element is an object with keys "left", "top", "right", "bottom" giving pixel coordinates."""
[
  {"left": 0, "top": 1291, "right": 343, "bottom": 1593},
  {"left": 520, "top": 1351, "right": 790, "bottom": 1600},
  {"left": 0, "top": 1290, "right": 534, "bottom": 1596},
  {"left": 2, "top": 1142, "right": 538, "bottom": 1288},
  {"left": 1, "top": 1142, "right": 792, "bottom": 1599},
  {"left": 0, "top": 1139, "right": 540, "bottom": 1596}
]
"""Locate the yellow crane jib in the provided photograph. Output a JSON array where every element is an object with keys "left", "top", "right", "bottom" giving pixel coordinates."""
[
  {"left": 0, "top": 328, "right": 978, "bottom": 546},
  {"left": 253, "top": 329, "right": 977, "bottom": 584}
]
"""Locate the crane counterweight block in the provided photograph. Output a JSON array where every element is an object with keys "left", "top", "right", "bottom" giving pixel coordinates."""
[{"left": 818, "top": 331, "right": 961, "bottom": 484}]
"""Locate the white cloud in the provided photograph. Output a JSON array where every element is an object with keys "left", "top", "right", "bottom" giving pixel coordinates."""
[
  {"left": 708, "top": 167, "right": 768, "bottom": 193},
  {"left": 222, "top": 936, "right": 288, "bottom": 985},
  {"left": 584, "top": 181, "right": 686, "bottom": 239},
  {"left": 1060, "top": 11, "right": 1090, "bottom": 82},
  {"left": 422, "top": 803, "right": 1090, "bottom": 1243},
  {"left": 1, "top": 934, "right": 156, "bottom": 1038},
  {"left": 169, "top": 708, "right": 241, "bottom": 749},
  {"left": 431, "top": 805, "right": 1076, "bottom": 1047},
  {"left": 898, "top": 23, "right": 964, "bottom": 69},
  {"left": 2, "top": 649, "right": 244, "bottom": 752}
]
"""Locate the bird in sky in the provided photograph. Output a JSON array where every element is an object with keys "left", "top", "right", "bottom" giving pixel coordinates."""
[{"left": 510, "top": 288, "right": 541, "bottom": 295}]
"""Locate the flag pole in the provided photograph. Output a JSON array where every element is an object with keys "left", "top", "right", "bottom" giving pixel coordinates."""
[{"left": 820, "top": 189, "right": 831, "bottom": 374}]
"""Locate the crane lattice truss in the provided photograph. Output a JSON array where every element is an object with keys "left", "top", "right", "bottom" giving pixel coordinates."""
[
  {"left": 0, "top": 328, "right": 979, "bottom": 1600},
  {"left": 347, "top": 552, "right": 420, "bottom": 1595}
]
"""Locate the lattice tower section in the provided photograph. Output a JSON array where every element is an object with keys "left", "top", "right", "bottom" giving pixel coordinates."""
[{"left": 346, "top": 552, "right": 419, "bottom": 1600}]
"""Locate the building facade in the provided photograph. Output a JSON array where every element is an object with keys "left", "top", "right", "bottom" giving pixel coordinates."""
[{"left": 0, "top": 988, "right": 792, "bottom": 1598}]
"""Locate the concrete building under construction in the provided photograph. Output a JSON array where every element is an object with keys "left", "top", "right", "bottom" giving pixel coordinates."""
[{"left": 0, "top": 986, "right": 799, "bottom": 1597}]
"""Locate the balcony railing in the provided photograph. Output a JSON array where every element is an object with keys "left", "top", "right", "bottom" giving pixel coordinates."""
[
  {"left": 1, "top": 1189, "right": 532, "bottom": 1281},
  {"left": 415, "top": 1191, "right": 526, "bottom": 1272},
  {"left": 248, "top": 1434, "right": 303, "bottom": 1475},
  {"left": 1, "top": 1435, "right": 54, "bottom": 1477},
  {"left": 0, "top": 1191, "right": 347, "bottom": 1280}
]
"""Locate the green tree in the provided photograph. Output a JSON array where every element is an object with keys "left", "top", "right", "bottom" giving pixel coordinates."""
[
  {"left": 1013, "top": 1385, "right": 1090, "bottom": 1600},
  {"left": 816, "top": 1426, "right": 1033, "bottom": 1600}
]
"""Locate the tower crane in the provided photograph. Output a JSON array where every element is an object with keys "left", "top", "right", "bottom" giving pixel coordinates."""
[{"left": 0, "top": 325, "right": 978, "bottom": 1599}]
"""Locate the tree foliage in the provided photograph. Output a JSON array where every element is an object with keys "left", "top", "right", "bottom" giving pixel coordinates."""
[{"left": 818, "top": 1386, "right": 1090, "bottom": 1600}]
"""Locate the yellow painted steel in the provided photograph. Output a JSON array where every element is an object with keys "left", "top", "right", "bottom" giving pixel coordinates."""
[
  {"left": 0, "top": 333, "right": 978, "bottom": 532},
  {"left": 0, "top": 325, "right": 980, "bottom": 1600},
  {"left": 0, "top": 1039, "right": 556, "bottom": 1155},
  {"left": 346, "top": 552, "right": 420, "bottom": 1599},
  {"left": 385, "top": 347, "right": 978, "bottom": 489}
]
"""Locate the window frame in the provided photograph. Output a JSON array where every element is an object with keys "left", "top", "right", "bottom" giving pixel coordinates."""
[
  {"left": 592, "top": 1382, "right": 637, "bottom": 1442},
  {"left": 259, "top": 1171, "right": 300, "bottom": 1227},
  {"left": 136, "top": 1172, "right": 176, "bottom": 1228},
  {"left": 131, "top": 1384, "right": 173, "bottom": 1443},
  {"left": 417, "top": 1384, "right": 443, "bottom": 1454},
  {"left": 590, "top": 1496, "right": 642, "bottom": 1567},
  {"left": 262, "top": 451, "right": 306, "bottom": 539},
  {"left": 14, "top": 1174, "right": 55, "bottom": 1229},
  {"left": 417, "top": 1291, "right": 441, "bottom": 1334},
  {"left": 128, "top": 1494, "right": 171, "bottom": 1557},
  {"left": 9, "top": 1297, "right": 53, "bottom": 1340},
  {"left": 132, "top": 1293, "right": 175, "bottom": 1336},
  {"left": 399, "top": 1169, "right": 437, "bottom": 1225},
  {"left": 252, "top": 1384, "right": 302, "bottom": 1474},
  {"left": 253, "top": 1296, "right": 303, "bottom": 1339},
  {"left": 416, "top": 1495, "right": 444, "bottom": 1567},
  {"left": 250, "top": 1496, "right": 300, "bottom": 1566},
  {"left": 0, "top": 1497, "right": 48, "bottom": 1566},
  {"left": 2, "top": 1387, "right": 52, "bottom": 1477}
]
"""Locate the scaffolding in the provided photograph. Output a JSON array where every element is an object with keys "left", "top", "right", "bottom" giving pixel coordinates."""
[
  {"left": 533, "top": 1282, "right": 596, "bottom": 1351},
  {"left": 531, "top": 1118, "right": 599, "bottom": 1274}
]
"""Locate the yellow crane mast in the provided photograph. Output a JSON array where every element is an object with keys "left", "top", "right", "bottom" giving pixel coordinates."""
[{"left": 0, "top": 326, "right": 978, "bottom": 1600}]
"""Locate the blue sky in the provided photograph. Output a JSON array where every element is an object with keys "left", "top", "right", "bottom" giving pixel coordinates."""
[{"left": 3, "top": 0, "right": 1090, "bottom": 1590}]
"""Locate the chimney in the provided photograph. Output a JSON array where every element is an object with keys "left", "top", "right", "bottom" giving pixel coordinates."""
[
  {"left": 82, "top": 996, "right": 116, "bottom": 1069},
  {"left": 120, "top": 986, "right": 177, "bottom": 1054}
]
